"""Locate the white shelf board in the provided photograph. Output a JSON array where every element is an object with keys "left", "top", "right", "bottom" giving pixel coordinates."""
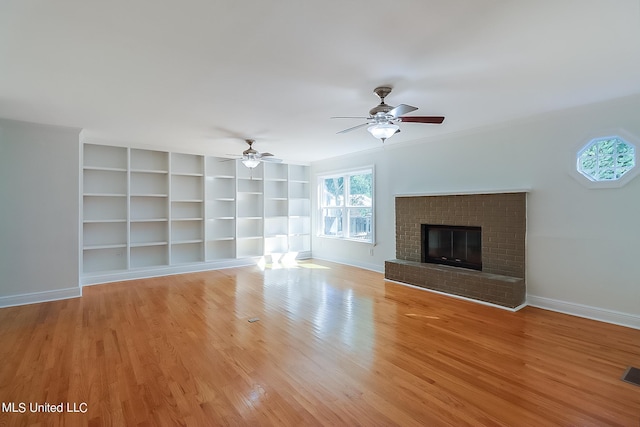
[
  {"left": 84, "top": 193, "right": 127, "bottom": 197},
  {"left": 171, "top": 172, "right": 204, "bottom": 177},
  {"left": 83, "top": 243, "right": 127, "bottom": 250},
  {"left": 172, "top": 239, "right": 204, "bottom": 245},
  {"left": 131, "top": 169, "right": 168, "bottom": 174},
  {"left": 131, "top": 241, "right": 168, "bottom": 247},
  {"left": 83, "top": 166, "right": 127, "bottom": 172}
]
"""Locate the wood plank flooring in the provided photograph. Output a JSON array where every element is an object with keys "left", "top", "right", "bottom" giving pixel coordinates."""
[{"left": 1, "top": 260, "right": 639, "bottom": 426}]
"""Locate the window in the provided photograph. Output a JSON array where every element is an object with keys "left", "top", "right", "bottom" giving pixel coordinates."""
[
  {"left": 577, "top": 136, "right": 636, "bottom": 182},
  {"left": 319, "top": 168, "right": 373, "bottom": 243}
]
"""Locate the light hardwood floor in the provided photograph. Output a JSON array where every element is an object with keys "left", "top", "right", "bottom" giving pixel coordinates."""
[{"left": 1, "top": 260, "right": 639, "bottom": 426}]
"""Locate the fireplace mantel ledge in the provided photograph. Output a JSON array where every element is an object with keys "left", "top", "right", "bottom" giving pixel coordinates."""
[
  {"left": 395, "top": 188, "right": 531, "bottom": 198},
  {"left": 387, "top": 259, "right": 522, "bottom": 282}
]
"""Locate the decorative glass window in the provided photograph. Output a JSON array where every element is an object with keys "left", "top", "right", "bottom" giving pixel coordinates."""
[
  {"left": 577, "top": 136, "right": 636, "bottom": 182},
  {"left": 319, "top": 168, "right": 374, "bottom": 243}
]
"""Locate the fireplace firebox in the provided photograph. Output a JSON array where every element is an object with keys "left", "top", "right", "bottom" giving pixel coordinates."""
[{"left": 421, "top": 224, "right": 482, "bottom": 271}]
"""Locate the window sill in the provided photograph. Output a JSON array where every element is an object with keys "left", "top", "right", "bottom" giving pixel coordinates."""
[{"left": 317, "top": 235, "right": 375, "bottom": 245}]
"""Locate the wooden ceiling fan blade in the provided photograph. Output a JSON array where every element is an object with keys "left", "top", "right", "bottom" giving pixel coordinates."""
[
  {"left": 337, "top": 123, "right": 369, "bottom": 134},
  {"left": 399, "top": 116, "right": 445, "bottom": 124},
  {"left": 388, "top": 104, "right": 418, "bottom": 117}
]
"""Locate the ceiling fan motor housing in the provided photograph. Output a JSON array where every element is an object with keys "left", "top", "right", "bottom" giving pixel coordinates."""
[
  {"left": 373, "top": 86, "right": 393, "bottom": 100},
  {"left": 369, "top": 104, "right": 393, "bottom": 117},
  {"left": 369, "top": 86, "right": 395, "bottom": 117},
  {"left": 243, "top": 139, "right": 258, "bottom": 155}
]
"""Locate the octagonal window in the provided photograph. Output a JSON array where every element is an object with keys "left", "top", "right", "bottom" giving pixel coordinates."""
[{"left": 577, "top": 136, "right": 636, "bottom": 182}]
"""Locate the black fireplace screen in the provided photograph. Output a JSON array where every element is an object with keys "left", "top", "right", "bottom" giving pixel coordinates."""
[{"left": 421, "top": 224, "right": 482, "bottom": 271}]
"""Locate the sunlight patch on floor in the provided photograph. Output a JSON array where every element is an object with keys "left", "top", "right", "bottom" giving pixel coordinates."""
[
  {"left": 257, "top": 254, "right": 331, "bottom": 270},
  {"left": 297, "top": 263, "right": 330, "bottom": 269}
]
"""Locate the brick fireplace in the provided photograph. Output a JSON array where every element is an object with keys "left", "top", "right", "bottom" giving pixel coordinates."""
[{"left": 385, "top": 192, "right": 526, "bottom": 308}]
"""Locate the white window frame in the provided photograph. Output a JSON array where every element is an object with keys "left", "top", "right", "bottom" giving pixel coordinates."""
[
  {"left": 570, "top": 129, "right": 639, "bottom": 189},
  {"left": 317, "top": 167, "right": 374, "bottom": 244}
]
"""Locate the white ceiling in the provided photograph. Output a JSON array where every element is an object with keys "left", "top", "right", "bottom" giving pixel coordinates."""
[{"left": 1, "top": 1, "right": 640, "bottom": 163}]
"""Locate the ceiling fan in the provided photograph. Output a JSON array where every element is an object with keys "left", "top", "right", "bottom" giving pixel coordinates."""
[
  {"left": 237, "top": 139, "right": 282, "bottom": 169},
  {"left": 333, "top": 86, "right": 445, "bottom": 142}
]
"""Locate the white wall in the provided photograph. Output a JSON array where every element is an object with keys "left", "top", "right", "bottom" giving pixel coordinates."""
[
  {"left": 311, "top": 94, "right": 640, "bottom": 326},
  {"left": 0, "top": 119, "right": 81, "bottom": 306}
]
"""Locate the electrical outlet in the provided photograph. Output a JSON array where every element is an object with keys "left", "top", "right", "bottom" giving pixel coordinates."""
[{"left": 369, "top": 248, "right": 374, "bottom": 256}]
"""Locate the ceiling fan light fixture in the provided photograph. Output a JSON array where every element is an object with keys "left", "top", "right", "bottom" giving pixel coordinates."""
[
  {"left": 242, "top": 155, "right": 261, "bottom": 169},
  {"left": 367, "top": 123, "right": 399, "bottom": 140}
]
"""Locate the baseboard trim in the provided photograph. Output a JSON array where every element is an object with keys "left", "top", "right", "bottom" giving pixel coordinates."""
[
  {"left": 313, "top": 256, "right": 384, "bottom": 274},
  {"left": 527, "top": 295, "right": 640, "bottom": 330},
  {"left": 82, "top": 259, "right": 259, "bottom": 286},
  {"left": 0, "top": 287, "right": 82, "bottom": 308}
]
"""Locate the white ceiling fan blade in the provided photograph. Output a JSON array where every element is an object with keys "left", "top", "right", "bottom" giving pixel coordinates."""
[
  {"left": 331, "top": 116, "right": 370, "bottom": 119},
  {"left": 388, "top": 103, "right": 418, "bottom": 117},
  {"left": 337, "top": 122, "right": 370, "bottom": 134},
  {"left": 261, "top": 157, "right": 282, "bottom": 163}
]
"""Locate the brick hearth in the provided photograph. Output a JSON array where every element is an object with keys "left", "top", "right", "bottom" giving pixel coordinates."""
[{"left": 385, "top": 192, "right": 526, "bottom": 308}]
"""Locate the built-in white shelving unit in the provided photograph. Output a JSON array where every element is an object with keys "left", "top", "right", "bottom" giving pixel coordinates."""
[
  {"left": 264, "top": 162, "right": 289, "bottom": 256},
  {"left": 236, "top": 163, "right": 264, "bottom": 258},
  {"left": 288, "top": 164, "right": 311, "bottom": 253},
  {"left": 130, "top": 148, "right": 169, "bottom": 269},
  {"left": 205, "top": 157, "right": 237, "bottom": 261},
  {"left": 170, "top": 153, "right": 204, "bottom": 265},
  {"left": 81, "top": 143, "right": 311, "bottom": 284},
  {"left": 83, "top": 144, "right": 128, "bottom": 273}
]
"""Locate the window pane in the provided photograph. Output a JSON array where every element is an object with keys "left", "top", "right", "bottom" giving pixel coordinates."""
[
  {"left": 319, "top": 169, "right": 373, "bottom": 242},
  {"left": 322, "top": 208, "right": 343, "bottom": 236},
  {"left": 323, "top": 177, "right": 344, "bottom": 207},
  {"left": 347, "top": 208, "right": 372, "bottom": 241},
  {"left": 577, "top": 137, "right": 636, "bottom": 182},
  {"left": 598, "top": 139, "right": 616, "bottom": 156},
  {"left": 348, "top": 173, "right": 372, "bottom": 207}
]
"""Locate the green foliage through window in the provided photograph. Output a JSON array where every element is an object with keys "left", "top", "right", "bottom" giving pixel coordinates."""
[
  {"left": 319, "top": 169, "right": 373, "bottom": 242},
  {"left": 577, "top": 137, "right": 636, "bottom": 182}
]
